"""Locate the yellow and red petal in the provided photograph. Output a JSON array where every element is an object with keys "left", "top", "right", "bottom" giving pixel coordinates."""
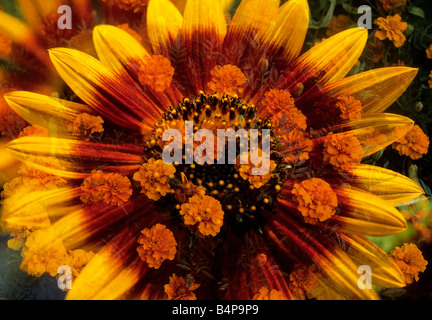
[
  {"left": 147, "top": 0, "right": 183, "bottom": 56},
  {"left": 175, "top": 0, "right": 227, "bottom": 94},
  {"left": 330, "top": 187, "right": 407, "bottom": 236},
  {"left": 48, "top": 48, "right": 160, "bottom": 133},
  {"left": 342, "top": 163, "right": 425, "bottom": 207},
  {"left": 219, "top": 0, "right": 279, "bottom": 67},
  {"left": 4, "top": 91, "right": 91, "bottom": 132},
  {"left": 322, "top": 67, "right": 418, "bottom": 113},
  {"left": 266, "top": 214, "right": 378, "bottom": 299},
  {"left": 6, "top": 137, "right": 143, "bottom": 177},
  {"left": 339, "top": 234, "right": 405, "bottom": 288}
]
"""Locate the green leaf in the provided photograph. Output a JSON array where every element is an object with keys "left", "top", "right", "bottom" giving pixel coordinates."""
[
  {"left": 309, "top": 0, "right": 337, "bottom": 29},
  {"left": 341, "top": 2, "right": 358, "bottom": 15},
  {"left": 408, "top": 7, "right": 425, "bottom": 19}
]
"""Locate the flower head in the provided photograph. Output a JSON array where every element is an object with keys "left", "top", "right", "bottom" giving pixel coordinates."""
[
  {"left": 289, "top": 265, "right": 318, "bottom": 299},
  {"left": 139, "top": 55, "right": 174, "bottom": 92},
  {"left": 133, "top": 158, "right": 176, "bottom": 201},
  {"left": 68, "top": 113, "right": 104, "bottom": 140},
  {"left": 252, "top": 287, "right": 288, "bottom": 300},
  {"left": 207, "top": 64, "right": 247, "bottom": 97},
  {"left": 21, "top": 228, "right": 68, "bottom": 277},
  {"left": 377, "top": 0, "right": 407, "bottom": 13},
  {"left": 180, "top": 195, "right": 224, "bottom": 237},
  {"left": 374, "top": 14, "right": 407, "bottom": 48},
  {"left": 426, "top": 44, "right": 432, "bottom": 59},
  {"left": 390, "top": 243, "right": 428, "bottom": 284},
  {"left": 392, "top": 125, "right": 429, "bottom": 160},
  {"left": 80, "top": 170, "right": 132, "bottom": 206},
  {"left": 322, "top": 133, "right": 364, "bottom": 169},
  {"left": 336, "top": 95, "right": 362, "bottom": 121},
  {"left": 164, "top": 274, "right": 200, "bottom": 300},
  {"left": 292, "top": 178, "right": 338, "bottom": 225},
  {"left": 137, "top": 224, "right": 177, "bottom": 269}
]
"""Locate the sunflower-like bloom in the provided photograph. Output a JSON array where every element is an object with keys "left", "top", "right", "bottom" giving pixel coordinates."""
[
  {"left": 374, "top": 14, "right": 407, "bottom": 48},
  {"left": 0, "top": 0, "right": 429, "bottom": 301}
]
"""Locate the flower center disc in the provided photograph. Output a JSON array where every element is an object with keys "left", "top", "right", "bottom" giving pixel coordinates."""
[{"left": 145, "top": 93, "right": 281, "bottom": 235}]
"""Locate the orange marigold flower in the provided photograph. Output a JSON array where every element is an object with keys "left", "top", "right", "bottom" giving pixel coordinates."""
[
  {"left": 0, "top": 30, "right": 12, "bottom": 59},
  {"left": 292, "top": 178, "right": 338, "bottom": 225},
  {"left": 68, "top": 29, "right": 95, "bottom": 53},
  {"left": 117, "top": 23, "right": 142, "bottom": 43},
  {"left": 137, "top": 224, "right": 177, "bottom": 269},
  {"left": 367, "top": 38, "right": 386, "bottom": 63},
  {"left": 252, "top": 287, "right": 288, "bottom": 300},
  {"left": 429, "top": 71, "right": 432, "bottom": 89},
  {"left": 21, "top": 228, "right": 68, "bottom": 277},
  {"left": 326, "top": 15, "right": 355, "bottom": 37},
  {"left": 19, "top": 157, "right": 68, "bottom": 189},
  {"left": 179, "top": 194, "right": 224, "bottom": 237},
  {"left": 289, "top": 265, "right": 318, "bottom": 299},
  {"left": 392, "top": 125, "right": 430, "bottom": 160},
  {"left": 260, "top": 89, "right": 294, "bottom": 114},
  {"left": 378, "top": 0, "right": 406, "bottom": 13},
  {"left": 374, "top": 14, "right": 407, "bottom": 48},
  {"left": 133, "top": 158, "right": 176, "bottom": 201},
  {"left": 336, "top": 95, "right": 362, "bottom": 121},
  {"left": 260, "top": 89, "right": 307, "bottom": 130},
  {"left": 18, "top": 124, "right": 50, "bottom": 138},
  {"left": 164, "top": 274, "right": 200, "bottom": 300},
  {"left": 207, "top": 64, "right": 247, "bottom": 97},
  {"left": 80, "top": 170, "right": 132, "bottom": 206},
  {"left": 139, "top": 55, "right": 174, "bottom": 92},
  {"left": 175, "top": 173, "right": 206, "bottom": 204},
  {"left": 101, "top": 0, "right": 149, "bottom": 12},
  {"left": 40, "top": 12, "right": 73, "bottom": 48},
  {"left": 256, "top": 253, "right": 268, "bottom": 266},
  {"left": 390, "top": 243, "right": 428, "bottom": 284},
  {"left": 427, "top": 44, "right": 432, "bottom": 59},
  {"left": 68, "top": 249, "right": 95, "bottom": 277},
  {"left": 68, "top": 113, "right": 104, "bottom": 140},
  {"left": 235, "top": 149, "right": 277, "bottom": 189},
  {"left": 280, "top": 128, "right": 313, "bottom": 164},
  {"left": 322, "top": 132, "right": 364, "bottom": 169}
]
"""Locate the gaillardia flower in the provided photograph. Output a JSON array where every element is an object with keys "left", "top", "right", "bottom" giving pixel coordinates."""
[{"left": 0, "top": 0, "right": 429, "bottom": 300}]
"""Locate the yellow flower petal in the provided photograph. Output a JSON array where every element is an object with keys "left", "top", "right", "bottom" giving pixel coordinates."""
[
  {"left": 322, "top": 67, "right": 418, "bottom": 113},
  {"left": 179, "top": 0, "right": 227, "bottom": 93},
  {"left": 4, "top": 91, "right": 91, "bottom": 131},
  {"left": 339, "top": 234, "right": 406, "bottom": 288},
  {"left": 147, "top": 0, "right": 183, "bottom": 55},
  {"left": 267, "top": 216, "right": 378, "bottom": 299},
  {"left": 343, "top": 163, "right": 425, "bottom": 207},
  {"left": 66, "top": 248, "right": 142, "bottom": 300},
  {"left": 332, "top": 187, "right": 407, "bottom": 236},
  {"left": 220, "top": 0, "right": 279, "bottom": 66},
  {"left": 260, "top": 0, "right": 310, "bottom": 66},
  {"left": 48, "top": 48, "right": 160, "bottom": 132},
  {"left": 334, "top": 113, "right": 414, "bottom": 157},
  {"left": 294, "top": 28, "right": 368, "bottom": 85}
]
